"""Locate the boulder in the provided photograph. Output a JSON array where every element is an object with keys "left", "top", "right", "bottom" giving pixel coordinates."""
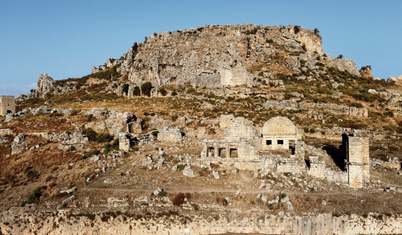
[{"left": 183, "top": 166, "right": 195, "bottom": 177}]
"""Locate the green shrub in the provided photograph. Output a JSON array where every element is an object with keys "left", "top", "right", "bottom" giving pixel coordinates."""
[
  {"left": 304, "top": 127, "right": 309, "bottom": 133},
  {"left": 25, "top": 167, "right": 40, "bottom": 179},
  {"left": 280, "top": 193, "right": 287, "bottom": 199},
  {"left": 266, "top": 39, "right": 274, "bottom": 43},
  {"left": 22, "top": 186, "right": 47, "bottom": 206},
  {"left": 69, "top": 146, "right": 76, "bottom": 151},
  {"left": 141, "top": 82, "right": 153, "bottom": 97},
  {"left": 83, "top": 128, "right": 97, "bottom": 141},
  {"left": 309, "top": 128, "right": 316, "bottom": 134},
  {"left": 151, "top": 130, "right": 159, "bottom": 137},
  {"left": 384, "top": 111, "right": 394, "bottom": 117},
  {"left": 84, "top": 149, "right": 100, "bottom": 158},
  {"left": 177, "top": 164, "right": 186, "bottom": 171},
  {"left": 133, "top": 86, "right": 140, "bottom": 96},
  {"left": 159, "top": 88, "right": 167, "bottom": 96},
  {"left": 86, "top": 114, "right": 97, "bottom": 122},
  {"left": 103, "top": 139, "right": 119, "bottom": 155},
  {"left": 96, "top": 132, "right": 112, "bottom": 143},
  {"left": 351, "top": 102, "right": 363, "bottom": 108},
  {"left": 191, "top": 203, "right": 199, "bottom": 210}
]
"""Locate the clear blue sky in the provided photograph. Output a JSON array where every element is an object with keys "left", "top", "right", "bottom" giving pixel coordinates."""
[{"left": 1, "top": 0, "right": 401, "bottom": 96}]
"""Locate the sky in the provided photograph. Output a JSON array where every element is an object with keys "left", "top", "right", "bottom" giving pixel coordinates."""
[{"left": 0, "top": 0, "right": 401, "bottom": 96}]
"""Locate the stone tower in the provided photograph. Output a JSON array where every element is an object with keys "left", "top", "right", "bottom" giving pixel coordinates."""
[{"left": 0, "top": 96, "right": 15, "bottom": 116}]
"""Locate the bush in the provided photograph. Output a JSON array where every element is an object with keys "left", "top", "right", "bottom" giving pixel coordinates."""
[
  {"left": 22, "top": 186, "right": 47, "bottom": 206},
  {"left": 25, "top": 167, "right": 40, "bottom": 179},
  {"left": 351, "top": 102, "right": 363, "bottom": 108},
  {"left": 171, "top": 91, "right": 177, "bottom": 96},
  {"left": 83, "top": 128, "right": 97, "bottom": 141},
  {"left": 84, "top": 149, "right": 100, "bottom": 158},
  {"left": 141, "top": 82, "right": 153, "bottom": 97},
  {"left": 103, "top": 139, "right": 119, "bottom": 155},
  {"left": 96, "top": 132, "right": 112, "bottom": 143},
  {"left": 172, "top": 193, "right": 185, "bottom": 206},
  {"left": 133, "top": 86, "right": 140, "bottom": 96},
  {"left": 151, "top": 130, "right": 159, "bottom": 137},
  {"left": 159, "top": 88, "right": 167, "bottom": 96},
  {"left": 86, "top": 114, "right": 97, "bottom": 122},
  {"left": 266, "top": 39, "right": 274, "bottom": 43},
  {"left": 309, "top": 128, "right": 316, "bottom": 134},
  {"left": 191, "top": 203, "right": 199, "bottom": 210},
  {"left": 384, "top": 111, "right": 394, "bottom": 117}
]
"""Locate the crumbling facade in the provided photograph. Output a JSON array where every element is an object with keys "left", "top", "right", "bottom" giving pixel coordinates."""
[
  {"left": 343, "top": 134, "right": 370, "bottom": 188},
  {"left": 261, "top": 117, "right": 298, "bottom": 151},
  {"left": 0, "top": 96, "right": 15, "bottom": 116},
  {"left": 201, "top": 116, "right": 370, "bottom": 188}
]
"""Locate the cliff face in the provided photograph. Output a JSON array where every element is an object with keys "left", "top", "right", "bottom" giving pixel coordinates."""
[
  {"left": 2, "top": 208, "right": 402, "bottom": 235},
  {"left": 93, "top": 24, "right": 328, "bottom": 88}
]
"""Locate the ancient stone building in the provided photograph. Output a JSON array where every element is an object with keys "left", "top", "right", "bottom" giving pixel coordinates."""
[
  {"left": 0, "top": 96, "right": 15, "bottom": 116},
  {"left": 343, "top": 134, "right": 370, "bottom": 188},
  {"left": 261, "top": 117, "right": 298, "bottom": 151},
  {"left": 202, "top": 117, "right": 258, "bottom": 159},
  {"left": 201, "top": 115, "right": 370, "bottom": 188}
]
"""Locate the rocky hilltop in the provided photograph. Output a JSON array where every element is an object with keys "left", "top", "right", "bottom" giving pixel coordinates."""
[
  {"left": 2, "top": 24, "right": 402, "bottom": 235},
  {"left": 93, "top": 24, "right": 360, "bottom": 88}
]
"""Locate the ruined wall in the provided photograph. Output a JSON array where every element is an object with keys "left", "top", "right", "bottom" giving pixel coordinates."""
[
  {"left": 158, "top": 126, "right": 183, "bottom": 144},
  {"left": 276, "top": 158, "right": 304, "bottom": 173},
  {"left": 119, "top": 133, "right": 130, "bottom": 151},
  {"left": 220, "top": 69, "right": 249, "bottom": 86},
  {"left": 223, "top": 117, "right": 257, "bottom": 141},
  {"left": 2, "top": 209, "right": 402, "bottom": 235},
  {"left": 344, "top": 135, "right": 370, "bottom": 188},
  {"left": 308, "top": 156, "right": 325, "bottom": 178},
  {"left": 0, "top": 95, "right": 15, "bottom": 116}
]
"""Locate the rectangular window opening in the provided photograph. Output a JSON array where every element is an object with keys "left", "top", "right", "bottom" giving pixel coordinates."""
[
  {"left": 277, "top": 140, "right": 284, "bottom": 145},
  {"left": 266, "top": 140, "right": 272, "bottom": 145}
]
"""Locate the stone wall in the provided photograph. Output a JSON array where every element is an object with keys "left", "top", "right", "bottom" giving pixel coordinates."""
[
  {"left": 158, "top": 126, "right": 183, "bottom": 144},
  {"left": 0, "top": 95, "right": 15, "bottom": 116},
  {"left": 308, "top": 156, "right": 325, "bottom": 179},
  {"left": 220, "top": 69, "right": 249, "bottom": 86},
  {"left": 2, "top": 208, "right": 402, "bottom": 235},
  {"left": 223, "top": 117, "right": 257, "bottom": 141},
  {"left": 344, "top": 134, "right": 370, "bottom": 188}
]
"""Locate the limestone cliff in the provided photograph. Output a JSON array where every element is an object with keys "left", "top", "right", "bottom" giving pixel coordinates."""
[{"left": 92, "top": 24, "right": 358, "bottom": 88}]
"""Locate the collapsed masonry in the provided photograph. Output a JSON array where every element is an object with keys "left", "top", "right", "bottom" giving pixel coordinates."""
[
  {"left": 201, "top": 116, "right": 369, "bottom": 188},
  {"left": 0, "top": 96, "right": 15, "bottom": 116}
]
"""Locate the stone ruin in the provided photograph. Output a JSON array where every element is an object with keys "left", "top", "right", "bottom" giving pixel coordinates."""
[
  {"left": 0, "top": 96, "right": 15, "bottom": 116},
  {"left": 201, "top": 116, "right": 370, "bottom": 188}
]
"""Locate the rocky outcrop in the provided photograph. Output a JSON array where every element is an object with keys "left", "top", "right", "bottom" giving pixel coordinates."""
[
  {"left": 388, "top": 75, "right": 402, "bottom": 85},
  {"left": 36, "top": 73, "right": 55, "bottom": 98},
  {"left": 11, "top": 133, "right": 26, "bottom": 155},
  {"left": 359, "top": 66, "right": 373, "bottom": 79},
  {"left": 83, "top": 108, "right": 139, "bottom": 137},
  {"left": 324, "top": 56, "right": 360, "bottom": 77},
  {"left": 264, "top": 100, "right": 368, "bottom": 117},
  {"left": 92, "top": 24, "right": 324, "bottom": 88}
]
